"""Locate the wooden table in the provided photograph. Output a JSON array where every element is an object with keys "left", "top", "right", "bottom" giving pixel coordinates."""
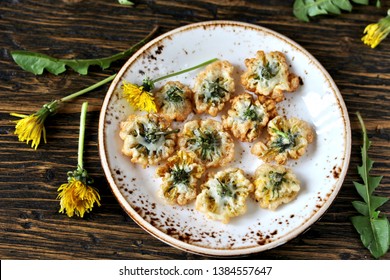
[{"left": 0, "top": 0, "right": 389, "bottom": 260}]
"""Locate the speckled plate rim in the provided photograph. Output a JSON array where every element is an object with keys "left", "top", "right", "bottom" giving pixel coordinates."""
[{"left": 98, "top": 20, "right": 352, "bottom": 257}]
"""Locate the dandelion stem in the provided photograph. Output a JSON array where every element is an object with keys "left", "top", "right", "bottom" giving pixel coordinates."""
[
  {"left": 61, "top": 74, "right": 116, "bottom": 102},
  {"left": 78, "top": 102, "right": 88, "bottom": 171},
  {"left": 152, "top": 58, "right": 218, "bottom": 83}
]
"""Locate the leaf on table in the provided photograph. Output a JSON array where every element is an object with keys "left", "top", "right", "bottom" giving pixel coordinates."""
[
  {"left": 10, "top": 25, "right": 159, "bottom": 75},
  {"left": 351, "top": 112, "right": 390, "bottom": 259},
  {"left": 11, "top": 47, "right": 138, "bottom": 75},
  {"left": 293, "top": 0, "right": 371, "bottom": 22}
]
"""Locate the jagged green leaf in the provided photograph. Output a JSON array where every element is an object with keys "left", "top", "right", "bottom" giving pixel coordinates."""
[
  {"left": 351, "top": 112, "right": 389, "bottom": 259},
  {"left": 293, "top": 0, "right": 374, "bottom": 22},
  {"left": 11, "top": 26, "right": 158, "bottom": 75}
]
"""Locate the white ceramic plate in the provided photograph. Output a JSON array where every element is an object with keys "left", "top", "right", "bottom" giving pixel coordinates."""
[{"left": 98, "top": 21, "right": 351, "bottom": 257}]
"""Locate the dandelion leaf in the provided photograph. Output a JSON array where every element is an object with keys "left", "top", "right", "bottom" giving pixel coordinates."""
[
  {"left": 351, "top": 112, "right": 390, "bottom": 259},
  {"left": 293, "top": 0, "right": 372, "bottom": 21}
]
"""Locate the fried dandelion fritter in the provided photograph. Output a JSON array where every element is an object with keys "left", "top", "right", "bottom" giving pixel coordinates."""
[
  {"left": 195, "top": 168, "right": 254, "bottom": 223},
  {"left": 119, "top": 114, "right": 177, "bottom": 168},
  {"left": 251, "top": 116, "right": 314, "bottom": 165},
  {"left": 155, "top": 81, "right": 193, "bottom": 122},
  {"left": 193, "top": 60, "right": 235, "bottom": 116},
  {"left": 156, "top": 150, "right": 205, "bottom": 205},
  {"left": 253, "top": 163, "right": 300, "bottom": 210},
  {"left": 178, "top": 119, "right": 234, "bottom": 168},
  {"left": 241, "top": 50, "right": 301, "bottom": 102},
  {"left": 222, "top": 93, "right": 270, "bottom": 142}
]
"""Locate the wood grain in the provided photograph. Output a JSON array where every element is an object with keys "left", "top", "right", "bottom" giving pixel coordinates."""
[{"left": 0, "top": 0, "right": 389, "bottom": 260}]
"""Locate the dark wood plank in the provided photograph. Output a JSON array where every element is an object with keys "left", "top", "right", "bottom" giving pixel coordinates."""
[{"left": 0, "top": 0, "right": 389, "bottom": 260}]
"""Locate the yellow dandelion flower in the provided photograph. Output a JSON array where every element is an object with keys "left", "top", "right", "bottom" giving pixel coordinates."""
[
  {"left": 362, "top": 9, "right": 390, "bottom": 48},
  {"left": 10, "top": 100, "right": 59, "bottom": 150},
  {"left": 122, "top": 80, "right": 157, "bottom": 113},
  {"left": 11, "top": 113, "right": 46, "bottom": 150},
  {"left": 57, "top": 102, "right": 101, "bottom": 218},
  {"left": 10, "top": 74, "right": 117, "bottom": 150},
  {"left": 57, "top": 177, "right": 101, "bottom": 218}
]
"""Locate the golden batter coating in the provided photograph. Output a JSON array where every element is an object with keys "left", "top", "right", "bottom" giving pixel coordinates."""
[
  {"left": 178, "top": 119, "right": 234, "bottom": 168},
  {"left": 222, "top": 93, "right": 269, "bottom": 142},
  {"left": 257, "top": 95, "right": 278, "bottom": 120},
  {"left": 156, "top": 150, "right": 205, "bottom": 205},
  {"left": 193, "top": 60, "right": 235, "bottom": 116},
  {"left": 253, "top": 164, "right": 300, "bottom": 210},
  {"left": 251, "top": 116, "right": 314, "bottom": 165},
  {"left": 241, "top": 51, "right": 301, "bottom": 102},
  {"left": 155, "top": 81, "right": 193, "bottom": 122},
  {"left": 195, "top": 168, "right": 254, "bottom": 223},
  {"left": 119, "top": 114, "right": 177, "bottom": 168}
]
